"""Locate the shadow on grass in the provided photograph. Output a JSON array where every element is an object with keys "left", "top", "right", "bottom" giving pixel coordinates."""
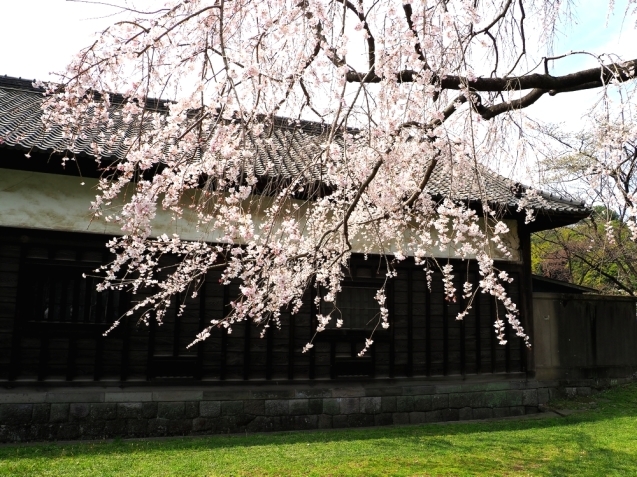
[
  {"left": 540, "top": 432, "right": 637, "bottom": 476},
  {"left": 2, "top": 383, "right": 636, "bottom": 464}
]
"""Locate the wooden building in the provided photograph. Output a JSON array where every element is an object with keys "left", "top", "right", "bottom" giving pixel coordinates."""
[{"left": 0, "top": 75, "right": 592, "bottom": 386}]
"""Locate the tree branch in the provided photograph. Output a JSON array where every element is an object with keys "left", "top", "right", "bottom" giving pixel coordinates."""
[
  {"left": 301, "top": 1, "right": 347, "bottom": 68},
  {"left": 402, "top": 3, "right": 430, "bottom": 70},
  {"left": 472, "top": 88, "right": 547, "bottom": 120},
  {"left": 473, "top": 0, "right": 514, "bottom": 35},
  {"left": 402, "top": 95, "right": 468, "bottom": 207},
  {"left": 345, "top": 59, "right": 637, "bottom": 94},
  {"left": 569, "top": 250, "right": 637, "bottom": 296},
  {"left": 337, "top": 0, "right": 376, "bottom": 74}
]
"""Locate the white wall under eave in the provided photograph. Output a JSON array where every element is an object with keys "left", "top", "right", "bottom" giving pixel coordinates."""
[{"left": 0, "top": 168, "right": 521, "bottom": 261}]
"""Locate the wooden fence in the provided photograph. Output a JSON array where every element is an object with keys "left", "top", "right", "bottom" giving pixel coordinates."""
[{"left": 0, "top": 227, "right": 527, "bottom": 384}]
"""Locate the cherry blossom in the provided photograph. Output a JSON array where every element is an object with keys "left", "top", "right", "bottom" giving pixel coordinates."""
[{"left": 32, "top": 0, "right": 637, "bottom": 355}]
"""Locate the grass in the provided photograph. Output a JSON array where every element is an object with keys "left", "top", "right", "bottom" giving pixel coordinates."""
[{"left": 1, "top": 384, "right": 637, "bottom": 476}]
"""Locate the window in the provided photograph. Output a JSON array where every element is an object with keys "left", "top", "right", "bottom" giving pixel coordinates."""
[
  {"left": 11, "top": 241, "right": 129, "bottom": 382},
  {"left": 22, "top": 262, "right": 123, "bottom": 325},
  {"left": 321, "top": 285, "right": 380, "bottom": 330}
]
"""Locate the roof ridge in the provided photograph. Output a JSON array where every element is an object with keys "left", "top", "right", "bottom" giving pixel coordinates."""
[
  {"left": 538, "top": 190, "right": 586, "bottom": 207},
  {"left": 471, "top": 163, "right": 587, "bottom": 208},
  {"left": 0, "top": 75, "right": 45, "bottom": 92}
]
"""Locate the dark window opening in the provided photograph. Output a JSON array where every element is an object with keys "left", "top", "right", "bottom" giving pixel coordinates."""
[
  {"left": 22, "top": 262, "right": 122, "bottom": 325},
  {"left": 321, "top": 285, "right": 381, "bottom": 330}
]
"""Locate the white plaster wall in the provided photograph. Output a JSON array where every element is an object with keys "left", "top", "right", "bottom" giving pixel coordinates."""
[
  {"left": 0, "top": 168, "right": 200, "bottom": 239},
  {"left": 0, "top": 168, "right": 520, "bottom": 261}
]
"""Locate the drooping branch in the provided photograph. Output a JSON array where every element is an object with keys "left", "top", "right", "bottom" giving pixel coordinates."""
[
  {"left": 314, "top": 155, "right": 385, "bottom": 253},
  {"left": 473, "top": 0, "right": 514, "bottom": 35},
  {"left": 39, "top": 0, "right": 635, "bottom": 353},
  {"left": 336, "top": 0, "right": 376, "bottom": 73},
  {"left": 301, "top": 1, "right": 347, "bottom": 68},
  {"left": 401, "top": 95, "right": 469, "bottom": 207},
  {"left": 402, "top": 3, "right": 430, "bottom": 70},
  {"left": 133, "top": 5, "right": 221, "bottom": 57},
  {"left": 355, "top": 95, "right": 469, "bottom": 225}
]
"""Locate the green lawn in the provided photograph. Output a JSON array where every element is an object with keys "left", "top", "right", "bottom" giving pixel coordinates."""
[{"left": 1, "top": 384, "right": 637, "bottom": 476}]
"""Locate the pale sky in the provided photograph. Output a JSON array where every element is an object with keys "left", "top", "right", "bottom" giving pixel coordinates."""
[{"left": 0, "top": 0, "right": 635, "bottom": 129}]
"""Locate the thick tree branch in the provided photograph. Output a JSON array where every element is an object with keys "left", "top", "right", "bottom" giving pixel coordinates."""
[
  {"left": 472, "top": 88, "right": 547, "bottom": 119},
  {"left": 345, "top": 59, "right": 637, "bottom": 94}
]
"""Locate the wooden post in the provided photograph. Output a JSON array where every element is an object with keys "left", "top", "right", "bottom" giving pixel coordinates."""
[{"left": 407, "top": 268, "right": 414, "bottom": 377}]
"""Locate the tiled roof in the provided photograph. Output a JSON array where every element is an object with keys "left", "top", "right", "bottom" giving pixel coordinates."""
[{"left": 0, "top": 75, "right": 589, "bottom": 218}]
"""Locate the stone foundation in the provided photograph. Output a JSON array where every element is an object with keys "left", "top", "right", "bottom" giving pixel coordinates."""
[{"left": 0, "top": 376, "right": 631, "bottom": 443}]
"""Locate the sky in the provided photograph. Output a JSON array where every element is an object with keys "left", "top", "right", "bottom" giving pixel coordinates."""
[
  {"left": 528, "top": 0, "right": 637, "bottom": 126},
  {"left": 0, "top": 0, "right": 635, "bottom": 129}
]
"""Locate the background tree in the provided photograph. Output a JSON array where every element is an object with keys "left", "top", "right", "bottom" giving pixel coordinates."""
[
  {"left": 533, "top": 119, "right": 637, "bottom": 296},
  {"left": 26, "top": 0, "right": 637, "bottom": 350},
  {"left": 532, "top": 207, "right": 637, "bottom": 295}
]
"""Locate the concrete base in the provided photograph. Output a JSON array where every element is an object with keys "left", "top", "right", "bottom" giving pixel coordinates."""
[{"left": 0, "top": 375, "right": 633, "bottom": 443}]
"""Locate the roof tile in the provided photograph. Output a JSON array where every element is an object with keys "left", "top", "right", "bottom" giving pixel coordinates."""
[{"left": 0, "top": 75, "right": 589, "bottom": 217}]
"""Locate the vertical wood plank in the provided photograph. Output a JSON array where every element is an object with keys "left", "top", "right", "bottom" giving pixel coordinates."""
[
  {"left": 47, "top": 247, "right": 56, "bottom": 323},
  {"left": 147, "top": 309, "right": 157, "bottom": 381},
  {"left": 9, "top": 242, "right": 27, "bottom": 381},
  {"left": 407, "top": 268, "right": 413, "bottom": 377},
  {"left": 490, "top": 297, "right": 497, "bottom": 373},
  {"left": 196, "top": 281, "right": 206, "bottom": 381},
  {"left": 95, "top": 286, "right": 104, "bottom": 324},
  {"left": 588, "top": 305, "right": 598, "bottom": 366},
  {"left": 443, "top": 291, "right": 449, "bottom": 376},
  {"left": 309, "top": 286, "right": 316, "bottom": 380},
  {"left": 330, "top": 341, "right": 336, "bottom": 380},
  {"left": 94, "top": 250, "right": 110, "bottom": 382},
  {"left": 474, "top": 287, "right": 482, "bottom": 374},
  {"left": 173, "top": 295, "right": 181, "bottom": 358},
  {"left": 505, "top": 318, "right": 511, "bottom": 373},
  {"left": 37, "top": 338, "right": 49, "bottom": 381},
  {"left": 460, "top": 307, "right": 466, "bottom": 377},
  {"left": 243, "top": 315, "right": 251, "bottom": 380},
  {"left": 120, "top": 294, "right": 131, "bottom": 382},
  {"left": 59, "top": 276, "right": 69, "bottom": 322},
  {"left": 266, "top": 325, "right": 273, "bottom": 380},
  {"left": 39, "top": 246, "right": 55, "bottom": 381},
  {"left": 66, "top": 338, "right": 77, "bottom": 381},
  {"left": 371, "top": 338, "right": 376, "bottom": 379},
  {"left": 220, "top": 284, "right": 229, "bottom": 380},
  {"left": 83, "top": 277, "right": 92, "bottom": 324},
  {"left": 425, "top": 277, "right": 431, "bottom": 377},
  {"left": 67, "top": 272, "right": 80, "bottom": 379},
  {"left": 93, "top": 333, "right": 104, "bottom": 382},
  {"left": 518, "top": 222, "right": 534, "bottom": 374},
  {"left": 389, "top": 280, "right": 395, "bottom": 378},
  {"left": 459, "top": 268, "right": 467, "bottom": 376},
  {"left": 71, "top": 269, "right": 81, "bottom": 323},
  {"left": 288, "top": 313, "right": 295, "bottom": 380}
]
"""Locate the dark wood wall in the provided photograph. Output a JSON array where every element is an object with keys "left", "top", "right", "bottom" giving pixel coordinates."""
[{"left": 0, "top": 227, "right": 529, "bottom": 384}]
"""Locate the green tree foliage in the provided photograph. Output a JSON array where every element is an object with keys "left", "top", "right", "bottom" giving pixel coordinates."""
[{"left": 532, "top": 206, "right": 637, "bottom": 295}]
